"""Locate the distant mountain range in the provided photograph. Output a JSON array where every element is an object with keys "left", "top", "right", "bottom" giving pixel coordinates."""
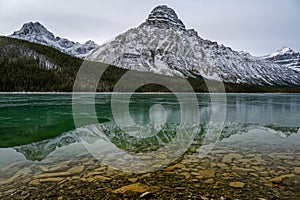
[
  {"left": 262, "top": 47, "right": 300, "bottom": 72},
  {"left": 10, "top": 22, "right": 98, "bottom": 58},
  {"left": 2, "top": 36, "right": 299, "bottom": 93},
  {"left": 3, "top": 5, "right": 300, "bottom": 89}
]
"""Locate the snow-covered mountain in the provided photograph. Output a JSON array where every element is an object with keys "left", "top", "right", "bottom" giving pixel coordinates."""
[
  {"left": 263, "top": 47, "right": 300, "bottom": 72},
  {"left": 9, "top": 22, "right": 98, "bottom": 58},
  {"left": 89, "top": 5, "right": 300, "bottom": 86}
]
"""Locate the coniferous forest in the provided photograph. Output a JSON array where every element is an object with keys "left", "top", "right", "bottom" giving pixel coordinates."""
[{"left": 0, "top": 36, "right": 299, "bottom": 93}]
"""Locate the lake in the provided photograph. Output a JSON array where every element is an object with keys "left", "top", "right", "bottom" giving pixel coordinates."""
[{"left": 0, "top": 93, "right": 299, "bottom": 199}]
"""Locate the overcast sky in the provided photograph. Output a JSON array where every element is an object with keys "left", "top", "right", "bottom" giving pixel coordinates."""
[{"left": 0, "top": 0, "right": 299, "bottom": 56}]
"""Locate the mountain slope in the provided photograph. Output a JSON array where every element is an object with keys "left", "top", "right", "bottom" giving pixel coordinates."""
[
  {"left": 0, "top": 36, "right": 196, "bottom": 92},
  {"left": 1, "top": 36, "right": 299, "bottom": 93},
  {"left": 263, "top": 47, "right": 300, "bottom": 72},
  {"left": 9, "top": 22, "right": 98, "bottom": 58},
  {"left": 0, "top": 36, "right": 83, "bottom": 91},
  {"left": 89, "top": 5, "right": 300, "bottom": 86}
]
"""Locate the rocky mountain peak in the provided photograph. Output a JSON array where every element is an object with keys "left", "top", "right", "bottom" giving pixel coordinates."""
[
  {"left": 143, "top": 5, "right": 186, "bottom": 31},
  {"left": 278, "top": 47, "right": 293, "bottom": 54},
  {"left": 269, "top": 47, "right": 295, "bottom": 57},
  {"left": 12, "top": 21, "right": 54, "bottom": 38},
  {"left": 9, "top": 21, "right": 98, "bottom": 58},
  {"left": 263, "top": 47, "right": 300, "bottom": 71}
]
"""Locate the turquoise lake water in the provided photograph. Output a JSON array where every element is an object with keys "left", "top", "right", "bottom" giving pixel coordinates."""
[{"left": 0, "top": 93, "right": 299, "bottom": 167}]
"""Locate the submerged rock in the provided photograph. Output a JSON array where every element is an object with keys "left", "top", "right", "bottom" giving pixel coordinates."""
[
  {"left": 67, "top": 165, "right": 84, "bottom": 174},
  {"left": 229, "top": 181, "right": 245, "bottom": 188},
  {"left": 112, "top": 183, "right": 148, "bottom": 194},
  {"left": 269, "top": 174, "right": 295, "bottom": 184},
  {"left": 29, "top": 177, "right": 64, "bottom": 186},
  {"left": 222, "top": 153, "right": 243, "bottom": 164},
  {"left": 93, "top": 175, "right": 111, "bottom": 182},
  {"left": 294, "top": 167, "right": 300, "bottom": 174}
]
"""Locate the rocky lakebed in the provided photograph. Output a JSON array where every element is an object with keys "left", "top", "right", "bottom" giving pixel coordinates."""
[{"left": 0, "top": 140, "right": 299, "bottom": 200}]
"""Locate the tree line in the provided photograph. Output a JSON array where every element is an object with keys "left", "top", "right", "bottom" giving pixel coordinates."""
[{"left": 0, "top": 36, "right": 299, "bottom": 93}]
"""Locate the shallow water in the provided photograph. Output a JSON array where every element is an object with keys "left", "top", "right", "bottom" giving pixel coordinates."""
[{"left": 0, "top": 93, "right": 299, "bottom": 199}]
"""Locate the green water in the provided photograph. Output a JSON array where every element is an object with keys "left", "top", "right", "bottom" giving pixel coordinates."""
[
  {"left": 0, "top": 93, "right": 299, "bottom": 151},
  {"left": 0, "top": 94, "right": 112, "bottom": 147}
]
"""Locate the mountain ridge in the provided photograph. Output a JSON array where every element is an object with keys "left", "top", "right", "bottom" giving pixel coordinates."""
[
  {"left": 2, "top": 36, "right": 300, "bottom": 93},
  {"left": 89, "top": 5, "right": 300, "bottom": 86},
  {"left": 262, "top": 47, "right": 300, "bottom": 72},
  {"left": 4, "top": 5, "right": 300, "bottom": 88},
  {"left": 9, "top": 21, "right": 98, "bottom": 58}
]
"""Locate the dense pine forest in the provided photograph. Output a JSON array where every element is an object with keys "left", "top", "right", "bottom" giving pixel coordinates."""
[{"left": 0, "top": 36, "right": 299, "bottom": 93}]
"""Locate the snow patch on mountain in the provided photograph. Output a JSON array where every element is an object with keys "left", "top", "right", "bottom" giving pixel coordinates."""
[{"left": 9, "top": 22, "right": 98, "bottom": 58}]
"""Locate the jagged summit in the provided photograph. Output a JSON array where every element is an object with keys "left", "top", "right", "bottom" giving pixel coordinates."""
[
  {"left": 268, "top": 47, "right": 295, "bottom": 57},
  {"left": 9, "top": 21, "right": 98, "bottom": 58},
  {"left": 12, "top": 22, "right": 54, "bottom": 38},
  {"left": 279, "top": 47, "right": 293, "bottom": 53},
  {"left": 263, "top": 47, "right": 300, "bottom": 71},
  {"left": 142, "top": 5, "right": 186, "bottom": 31}
]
